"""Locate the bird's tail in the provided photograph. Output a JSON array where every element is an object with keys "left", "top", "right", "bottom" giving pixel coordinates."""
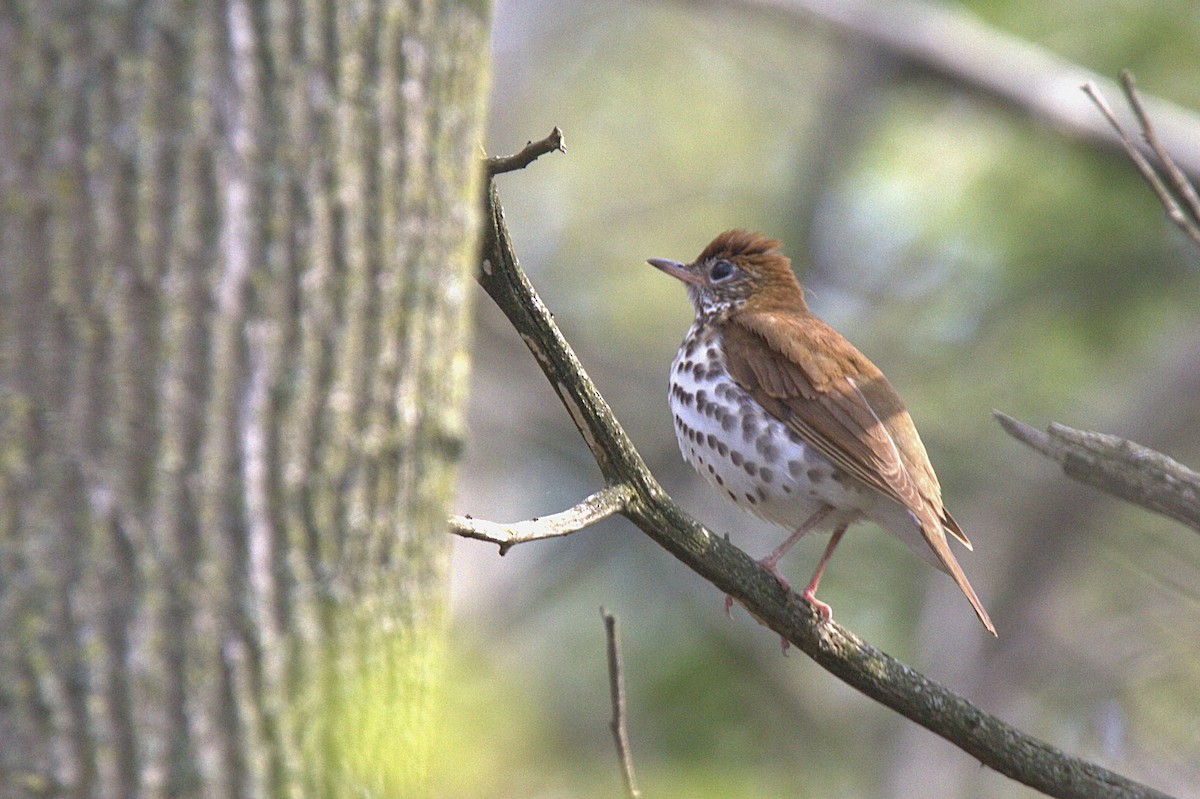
[{"left": 921, "top": 519, "right": 997, "bottom": 637}]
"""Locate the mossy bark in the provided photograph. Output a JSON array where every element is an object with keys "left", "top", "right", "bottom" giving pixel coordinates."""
[{"left": 0, "top": 2, "right": 490, "bottom": 797}]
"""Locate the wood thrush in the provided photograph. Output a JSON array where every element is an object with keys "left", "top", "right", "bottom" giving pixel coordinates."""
[{"left": 649, "top": 230, "right": 996, "bottom": 636}]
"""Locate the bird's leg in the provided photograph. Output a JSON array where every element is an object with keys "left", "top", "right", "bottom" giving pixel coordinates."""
[
  {"left": 757, "top": 505, "right": 835, "bottom": 591},
  {"left": 724, "top": 505, "right": 834, "bottom": 621},
  {"left": 799, "top": 524, "right": 848, "bottom": 623}
]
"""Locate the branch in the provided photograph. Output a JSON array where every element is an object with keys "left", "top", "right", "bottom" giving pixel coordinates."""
[
  {"left": 454, "top": 143, "right": 1176, "bottom": 799},
  {"left": 448, "top": 484, "right": 632, "bottom": 555},
  {"left": 995, "top": 411, "right": 1200, "bottom": 533},
  {"left": 602, "top": 609, "right": 641, "bottom": 799},
  {"left": 696, "top": 0, "right": 1200, "bottom": 182},
  {"left": 1082, "top": 73, "right": 1200, "bottom": 247}
]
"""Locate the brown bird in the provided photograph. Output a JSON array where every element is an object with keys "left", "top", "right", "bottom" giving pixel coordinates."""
[{"left": 649, "top": 230, "right": 995, "bottom": 635}]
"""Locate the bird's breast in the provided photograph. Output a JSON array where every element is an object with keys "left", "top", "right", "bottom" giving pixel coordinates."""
[{"left": 668, "top": 322, "right": 868, "bottom": 528}]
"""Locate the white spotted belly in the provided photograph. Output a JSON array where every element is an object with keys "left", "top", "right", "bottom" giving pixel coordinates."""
[{"left": 668, "top": 325, "right": 868, "bottom": 531}]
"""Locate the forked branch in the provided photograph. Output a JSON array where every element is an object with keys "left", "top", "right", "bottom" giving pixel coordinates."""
[
  {"left": 485, "top": 127, "right": 566, "bottom": 177},
  {"left": 1083, "top": 72, "right": 1200, "bottom": 246},
  {"left": 451, "top": 133, "right": 1175, "bottom": 799}
]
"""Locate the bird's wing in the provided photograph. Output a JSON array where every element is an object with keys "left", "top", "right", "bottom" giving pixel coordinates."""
[
  {"left": 724, "top": 310, "right": 994, "bottom": 634},
  {"left": 722, "top": 310, "right": 927, "bottom": 518}
]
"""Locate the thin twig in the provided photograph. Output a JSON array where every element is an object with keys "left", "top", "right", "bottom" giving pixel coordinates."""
[
  {"left": 1120, "top": 71, "right": 1200, "bottom": 225},
  {"left": 1082, "top": 77, "right": 1200, "bottom": 246},
  {"left": 602, "top": 609, "right": 641, "bottom": 799},
  {"left": 449, "top": 484, "right": 632, "bottom": 555},
  {"left": 452, "top": 137, "right": 1177, "bottom": 799},
  {"left": 485, "top": 127, "right": 566, "bottom": 177}
]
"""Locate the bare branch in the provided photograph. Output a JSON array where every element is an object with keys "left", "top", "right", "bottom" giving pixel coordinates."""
[
  {"left": 602, "top": 609, "right": 641, "bottom": 799},
  {"left": 485, "top": 127, "right": 566, "bottom": 177},
  {"left": 700, "top": 0, "right": 1200, "bottom": 182},
  {"left": 995, "top": 411, "right": 1200, "bottom": 533},
  {"left": 449, "top": 484, "right": 632, "bottom": 555},
  {"left": 453, "top": 141, "right": 1176, "bottom": 799}
]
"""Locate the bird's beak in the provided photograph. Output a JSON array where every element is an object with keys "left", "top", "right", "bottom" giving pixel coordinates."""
[{"left": 647, "top": 258, "right": 702, "bottom": 285}]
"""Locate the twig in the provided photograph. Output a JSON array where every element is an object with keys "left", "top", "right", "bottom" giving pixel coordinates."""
[
  {"left": 1119, "top": 71, "right": 1200, "bottom": 227},
  {"left": 602, "top": 609, "right": 641, "bottom": 799},
  {"left": 1082, "top": 76, "right": 1200, "bottom": 247},
  {"left": 994, "top": 410, "right": 1200, "bottom": 533},
  {"left": 485, "top": 127, "right": 566, "bottom": 177},
  {"left": 452, "top": 138, "right": 1177, "bottom": 799},
  {"left": 449, "top": 484, "right": 632, "bottom": 555}
]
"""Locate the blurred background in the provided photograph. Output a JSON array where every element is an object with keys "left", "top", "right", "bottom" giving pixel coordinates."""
[{"left": 442, "top": 1, "right": 1200, "bottom": 796}]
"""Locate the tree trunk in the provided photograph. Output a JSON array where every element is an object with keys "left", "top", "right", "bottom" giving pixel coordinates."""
[{"left": 0, "top": 2, "right": 490, "bottom": 797}]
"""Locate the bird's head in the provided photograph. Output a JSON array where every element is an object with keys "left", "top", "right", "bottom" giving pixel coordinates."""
[{"left": 648, "top": 229, "right": 806, "bottom": 318}]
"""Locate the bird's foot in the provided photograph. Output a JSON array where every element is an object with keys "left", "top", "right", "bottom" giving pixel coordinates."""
[
  {"left": 800, "top": 586, "right": 833, "bottom": 625},
  {"left": 723, "top": 593, "right": 734, "bottom": 618},
  {"left": 757, "top": 559, "right": 802, "bottom": 652}
]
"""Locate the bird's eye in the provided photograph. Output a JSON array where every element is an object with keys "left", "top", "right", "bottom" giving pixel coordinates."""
[{"left": 710, "top": 260, "right": 736, "bottom": 281}]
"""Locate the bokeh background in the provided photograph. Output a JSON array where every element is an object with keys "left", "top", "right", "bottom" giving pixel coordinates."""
[{"left": 441, "top": 1, "right": 1200, "bottom": 796}]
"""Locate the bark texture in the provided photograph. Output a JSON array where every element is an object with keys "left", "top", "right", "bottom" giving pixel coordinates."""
[{"left": 0, "top": 2, "right": 489, "bottom": 797}]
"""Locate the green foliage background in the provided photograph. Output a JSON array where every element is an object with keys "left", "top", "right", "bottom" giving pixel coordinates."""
[{"left": 441, "top": 1, "right": 1200, "bottom": 796}]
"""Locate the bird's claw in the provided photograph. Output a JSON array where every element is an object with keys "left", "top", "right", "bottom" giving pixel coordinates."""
[{"left": 800, "top": 587, "right": 833, "bottom": 625}]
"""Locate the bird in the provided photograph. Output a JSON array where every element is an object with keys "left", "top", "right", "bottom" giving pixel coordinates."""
[{"left": 648, "top": 230, "right": 995, "bottom": 636}]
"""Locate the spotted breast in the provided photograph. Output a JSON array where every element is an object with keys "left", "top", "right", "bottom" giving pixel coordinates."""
[{"left": 669, "top": 319, "right": 868, "bottom": 533}]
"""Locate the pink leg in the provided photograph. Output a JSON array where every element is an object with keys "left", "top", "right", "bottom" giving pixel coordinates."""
[
  {"left": 799, "top": 524, "right": 848, "bottom": 623},
  {"left": 726, "top": 506, "right": 837, "bottom": 630},
  {"left": 758, "top": 505, "right": 835, "bottom": 591}
]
